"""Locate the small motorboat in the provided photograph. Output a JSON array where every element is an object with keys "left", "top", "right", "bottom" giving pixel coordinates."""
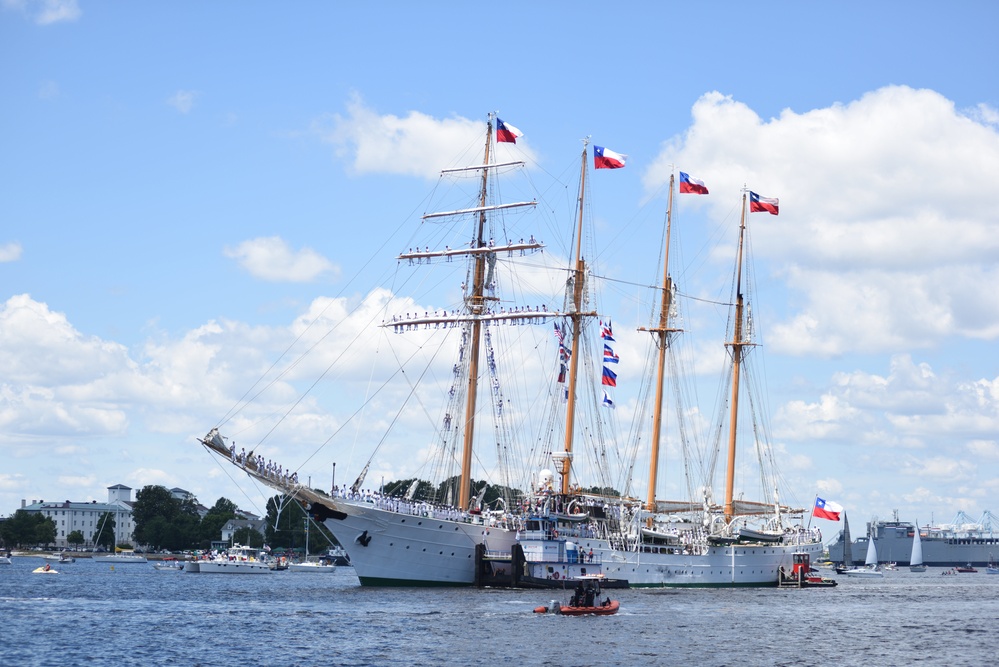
[
  {"left": 533, "top": 576, "right": 619, "bottom": 615},
  {"left": 153, "top": 558, "right": 185, "bottom": 571},
  {"left": 534, "top": 599, "right": 620, "bottom": 616},
  {"left": 955, "top": 563, "right": 978, "bottom": 573}
]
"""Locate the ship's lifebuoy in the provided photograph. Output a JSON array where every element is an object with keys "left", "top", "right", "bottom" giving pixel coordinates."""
[{"left": 552, "top": 571, "right": 560, "bottom": 580}]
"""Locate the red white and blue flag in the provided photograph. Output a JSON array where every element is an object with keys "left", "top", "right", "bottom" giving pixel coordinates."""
[
  {"left": 603, "top": 344, "right": 619, "bottom": 364},
  {"left": 557, "top": 363, "right": 567, "bottom": 384},
  {"left": 496, "top": 118, "right": 523, "bottom": 144},
  {"left": 813, "top": 497, "right": 843, "bottom": 521},
  {"left": 750, "top": 191, "right": 779, "bottom": 215},
  {"left": 594, "top": 146, "right": 627, "bottom": 169},
  {"left": 553, "top": 322, "right": 564, "bottom": 344},
  {"left": 679, "top": 172, "right": 709, "bottom": 195},
  {"left": 600, "top": 318, "right": 615, "bottom": 341},
  {"left": 601, "top": 366, "right": 617, "bottom": 387}
]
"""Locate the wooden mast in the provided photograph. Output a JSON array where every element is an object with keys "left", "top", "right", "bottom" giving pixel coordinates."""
[
  {"left": 457, "top": 117, "right": 494, "bottom": 511},
  {"left": 559, "top": 144, "right": 589, "bottom": 494},
  {"left": 723, "top": 193, "right": 749, "bottom": 523},
  {"left": 641, "top": 173, "right": 680, "bottom": 512}
]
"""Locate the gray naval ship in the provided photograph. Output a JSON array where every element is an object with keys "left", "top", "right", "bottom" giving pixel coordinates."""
[{"left": 828, "top": 510, "right": 999, "bottom": 567}]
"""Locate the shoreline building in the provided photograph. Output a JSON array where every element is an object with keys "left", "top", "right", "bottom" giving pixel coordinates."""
[{"left": 19, "top": 484, "right": 138, "bottom": 549}]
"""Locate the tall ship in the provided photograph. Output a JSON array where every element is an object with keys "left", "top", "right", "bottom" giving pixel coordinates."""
[
  {"left": 828, "top": 510, "right": 999, "bottom": 567},
  {"left": 199, "top": 113, "right": 821, "bottom": 586}
]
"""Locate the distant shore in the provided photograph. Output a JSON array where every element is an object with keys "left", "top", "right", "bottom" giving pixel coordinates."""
[{"left": 8, "top": 550, "right": 187, "bottom": 561}]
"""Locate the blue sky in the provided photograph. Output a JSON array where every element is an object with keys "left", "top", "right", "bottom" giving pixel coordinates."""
[{"left": 2, "top": 1, "right": 998, "bottom": 534}]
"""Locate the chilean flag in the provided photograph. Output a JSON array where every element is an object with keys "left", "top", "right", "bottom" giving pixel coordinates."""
[
  {"left": 750, "top": 191, "right": 779, "bottom": 215},
  {"left": 594, "top": 146, "right": 627, "bottom": 169},
  {"left": 679, "top": 172, "right": 709, "bottom": 195},
  {"left": 496, "top": 118, "right": 523, "bottom": 143},
  {"left": 601, "top": 366, "right": 617, "bottom": 387},
  {"left": 813, "top": 497, "right": 843, "bottom": 521}
]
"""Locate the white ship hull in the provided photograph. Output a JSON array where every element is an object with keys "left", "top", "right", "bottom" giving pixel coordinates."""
[
  {"left": 325, "top": 499, "right": 821, "bottom": 587},
  {"left": 592, "top": 540, "right": 824, "bottom": 587},
  {"left": 321, "top": 500, "right": 517, "bottom": 586}
]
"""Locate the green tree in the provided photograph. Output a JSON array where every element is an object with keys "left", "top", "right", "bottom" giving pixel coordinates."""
[
  {"left": 0, "top": 510, "right": 56, "bottom": 548},
  {"left": 133, "top": 485, "right": 180, "bottom": 546},
  {"left": 232, "top": 526, "right": 264, "bottom": 548},
  {"left": 382, "top": 478, "right": 435, "bottom": 501},
  {"left": 67, "top": 530, "right": 85, "bottom": 548},
  {"left": 583, "top": 486, "right": 620, "bottom": 497},
  {"left": 131, "top": 485, "right": 203, "bottom": 550},
  {"left": 93, "top": 512, "right": 117, "bottom": 550},
  {"left": 34, "top": 515, "right": 57, "bottom": 547},
  {"left": 198, "top": 497, "right": 237, "bottom": 548},
  {"left": 265, "top": 495, "right": 306, "bottom": 551}
]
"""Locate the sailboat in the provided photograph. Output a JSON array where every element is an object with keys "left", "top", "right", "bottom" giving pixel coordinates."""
[
  {"left": 835, "top": 513, "right": 854, "bottom": 573},
  {"left": 288, "top": 517, "right": 336, "bottom": 573},
  {"left": 909, "top": 521, "right": 927, "bottom": 572},
  {"left": 91, "top": 511, "right": 146, "bottom": 564},
  {"left": 842, "top": 528, "right": 884, "bottom": 577},
  {"left": 198, "top": 114, "right": 821, "bottom": 586}
]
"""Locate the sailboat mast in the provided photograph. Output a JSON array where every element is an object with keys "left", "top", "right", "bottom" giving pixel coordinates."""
[
  {"left": 644, "top": 173, "right": 676, "bottom": 511},
  {"left": 723, "top": 193, "right": 748, "bottom": 523},
  {"left": 560, "top": 145, "right": 589, "bottom": 494},
  {"left": 457, "top": 118, "right": 494, "bottom": 511}
]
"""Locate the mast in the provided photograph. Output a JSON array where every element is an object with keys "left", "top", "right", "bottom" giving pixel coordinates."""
[
  {"left": 457, "top": 117, "right": 495, "bottom": 511},
  {"left": 723, "top": 193, "right": 749, "bottom": 523},
  {"left": 640, "top": 173, "right": 680, "bottom": 511},
  {"left": 559, "top": 144, "right": 589, "bottom": 494}
]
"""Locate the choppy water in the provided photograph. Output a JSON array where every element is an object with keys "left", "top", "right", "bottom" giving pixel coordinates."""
[{"left": 1, "top": 557, "right": 997, "bottom": 666}]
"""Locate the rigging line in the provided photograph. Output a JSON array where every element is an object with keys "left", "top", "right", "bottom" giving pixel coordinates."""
[
  {"left": 202, "top": 446, "right": 272, "bottom": 521},
  {"left": 216, "top": 196, "right": 432, "bottom": 433},
  {"left": 589, "top": 270, "right": 736, "bottom": 308},
  {"left": 291, "top": 330, "right": 444, "bottom": 473},
  {"left": 234, "top": 290, "right": 388, "bottom": 450}
]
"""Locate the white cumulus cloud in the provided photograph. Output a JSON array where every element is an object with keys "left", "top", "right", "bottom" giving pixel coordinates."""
[
  {"left": 644, "top": 86, "right": 999, "bottom": 357},
  {"left": 316, "top": 93, "right": 539, "bottom": 178},
  {"left": 223, "top": 236, "right": 339, "bottom": 283}
]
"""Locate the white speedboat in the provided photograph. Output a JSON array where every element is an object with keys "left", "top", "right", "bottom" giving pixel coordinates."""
[
  {"left": 288, "top": 559, "right": 336, "bottom": 573},
  {"left": 153, "top": 558, "right": 185, "bottom": 571},
  {"left": 197, "top": 545, "right": 271, "bottom": 574}
]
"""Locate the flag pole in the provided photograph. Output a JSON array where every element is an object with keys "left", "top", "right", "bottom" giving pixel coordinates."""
[{"left": 806, "top": 494, "right": 818, "bottom": 530}]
